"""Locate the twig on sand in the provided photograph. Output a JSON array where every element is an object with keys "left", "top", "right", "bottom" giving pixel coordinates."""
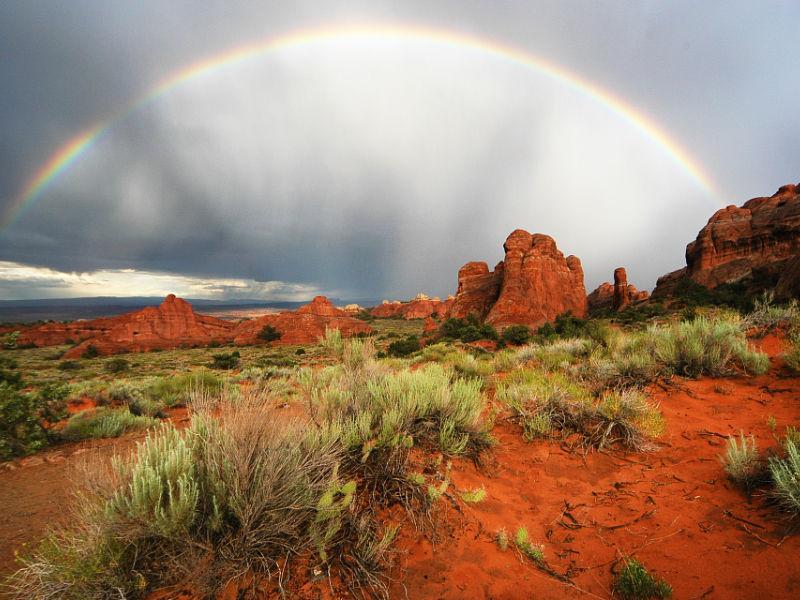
[
  {"left": 722, "top": 509, "right": 764, "bottom": 529},
  {"left": 595, "top": 509, "right": 656, "bottom": 531}
]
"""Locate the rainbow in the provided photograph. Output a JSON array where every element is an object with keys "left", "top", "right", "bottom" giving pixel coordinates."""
[{"left": 3, "top": 24, "right": 719, "bottom": 228}]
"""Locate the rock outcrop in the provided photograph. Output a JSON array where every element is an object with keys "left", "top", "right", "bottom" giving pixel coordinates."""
[
  {"left": 54, "top": 295, "right": 234, "bottom": 358},
  {"left": 448, "top": 229, "right": 586, "bottom": 329},
  {"left": 653, "top": 182, "right": 800, "bottom": 298},
  {"left": 370, "top": 294, "right": 453, "bottom": 320},
  {"left": 587, "top": 268, "right": 649, "bottom": 313},
  {"left": 18, "top": 294, "right": 373, "bottom": 356},
  {"left": 232, "top": 296, "right": 372, "bottom": 345}
]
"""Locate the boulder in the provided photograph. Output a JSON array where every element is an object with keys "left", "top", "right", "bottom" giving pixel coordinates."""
[
  {"left": 448, "top": 229, "right": 586, "bottom": 329},
  {"left": 653, "top": 182, "right": 800, "bottom": 297}
]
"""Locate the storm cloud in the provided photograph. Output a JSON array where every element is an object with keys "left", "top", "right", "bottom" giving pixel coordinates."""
[{"left": 1, "top": 1, "right": 798, "bottom": 301}]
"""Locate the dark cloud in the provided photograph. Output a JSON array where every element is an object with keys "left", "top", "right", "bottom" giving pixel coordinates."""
[{"left": 0, "top": 1, "right": 798, "bottom": 301}]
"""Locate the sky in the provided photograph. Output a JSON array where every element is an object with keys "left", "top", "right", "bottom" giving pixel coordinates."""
[{"left": 0, "top": 1, "right": 798, "bottom": 302}]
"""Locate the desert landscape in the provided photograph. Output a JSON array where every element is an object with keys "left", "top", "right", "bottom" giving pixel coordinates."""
[{"left": 1, "top": 3, "right": 799, "bottom": 599}]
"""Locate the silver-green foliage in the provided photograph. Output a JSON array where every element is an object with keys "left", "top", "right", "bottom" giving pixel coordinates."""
[{"left": 769, "top": 439, "right": 800, "bottom": 513}]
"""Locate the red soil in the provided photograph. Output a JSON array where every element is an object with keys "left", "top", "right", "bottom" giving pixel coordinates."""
[{"left": 1, "top": 339, "right": 798, "bottom": 598}]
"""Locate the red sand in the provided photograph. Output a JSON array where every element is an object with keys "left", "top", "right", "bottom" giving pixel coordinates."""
[{"left": 1, "top": 336, "right": 798, "bottom": 598}]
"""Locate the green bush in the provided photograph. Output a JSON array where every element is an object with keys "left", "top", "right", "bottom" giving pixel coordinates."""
[
  {"left": 210, "top": 350, "right": 240, "bottom": 370},
  {"left": 104, "top": 358, "right": 130, "bottom": 373},
  {"left": 58, "top": 360, "right": 81, "bottom": 371},
  {"left": 439, "top": 315, "right": 497, "bottom": 342},
  {"left": 81, "top": 345, "right": 100, "bottom": 359},
  {"left": 257, "top": 325, "right": 282, "bottom": 342},
  {"left": 501, "top": 325, "right": 531, "bottom": 345},
  {"left": 387, "top": 335, "right": 421, "bottom": 357},
  {"left": 613, "top": 558, "right": 672, "bottom": 599},
  {"left": 0, "top": 383, "right": 49, "bottom": 459},
  {"left": 60, "top": 407, "right": 158, "bottom": 442}
]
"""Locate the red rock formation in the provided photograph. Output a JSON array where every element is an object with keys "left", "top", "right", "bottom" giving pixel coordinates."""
[
  {"left": 776, "top": 256, "right": 800, "bottom": 301},
  {"left": 19, "top": 294, "right": 373, "bottom": 355},
  {"left": 296, "top": 295, "right": 346, "bottom": 317},
  {"left": 232, "top": 297, "right": 373, "bottom": 346},
  {"left": 588, "top": 268, "right": 650, "bottom": 313},
  {"left": 448, "top": 262, "right": 504, "bottom": 320},
  {"left": 586, "top": 282, "right": 614, "bottom": 313},
  {"left": 54, "top": 295, "right": 235, "bottom": 358},
  {"left": 370, "top": 294, "right": 453, "bottom": 320},
  {"left": 448, "top": 230, "right": 586, "bottom": 329},
  {"left": 654, "top": 182, "right": 800, "bottom": 297}
]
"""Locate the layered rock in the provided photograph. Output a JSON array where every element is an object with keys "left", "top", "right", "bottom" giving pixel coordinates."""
[
  {"left": 588, "top": 268, "right": 649, "bottom": 312},
  {"left": 18, "top": 294, "right": 373, "bottom": 355},
  {"left": 55, "top": 295, "right": 234, "bottom": 358},
  {"left": 653, "top": 182, "right": 800, "bottom": 297},
  {"left": 232, "top": 296, "right": 372, "bottom": 345},
  {"left": 370, "top": 294, "right": 453, "bottom": 320},
  {"left": 448, "top": 229, "right": 586, "bottom": 329}
]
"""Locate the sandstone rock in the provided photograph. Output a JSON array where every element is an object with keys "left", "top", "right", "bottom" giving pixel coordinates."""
[
  {"left": 448, "top": 261, "right": 504, "bottom": 320},
  {"left": 588, "top": 268, "right": 649, "bottom": 312},
  {"left": 423, "top": 316, "right": 438, "bottom": 335},
  {"left": 55, "top": 295, "right": 235, "bottom": 358},
  {"left": 369, "top": 295, "right": 452, "bottom": 320},
  {"left": 587, "top": 282, "right": 615, "bottom": 313},
  {"left": 775, "top": 256, "right": 800, "bottom": 301},
  {"left": 653, "top": 182, "right": 800, "bottom": 297},
  {"left": 232, "top": 297, "right": 373, "bottom": 345},
  {"left": 448, "top": 229, "right": 586, "bottom": 329}
]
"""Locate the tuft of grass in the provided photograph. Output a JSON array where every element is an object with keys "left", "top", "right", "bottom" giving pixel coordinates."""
[
  {"left": 60, "top": 407, "right": 158, "bottom": 441},
  {"left": 722, "top": 432, "right": 763, "bottom": 489},
  {"left": 612, "top": 558, "right": 672, "bottom": 599},
  {"left": 784, "top": 330, "right": 800, "bottom": 373},
  {"left": 146, "top": 371, "right": 221, "bottom": 407},
  {"left": 459, "top": 487, "right": 487, "bottom": 504},
  {"left": 768, "top": 439, "right": 800, "bottom": 514},
  {"left": 513, "top": 527, "right": 544, "bottom": 563},
  {"left": 649, "top": 316, "right": 768, "bottom": 377}
]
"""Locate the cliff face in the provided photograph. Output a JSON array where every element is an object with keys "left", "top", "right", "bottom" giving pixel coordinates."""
[
  {"left": 654, "top": 182, "right": 800, "bottom": 298},
  {"left": 448, "top": 229, "right": 586, "bottom": 329}
]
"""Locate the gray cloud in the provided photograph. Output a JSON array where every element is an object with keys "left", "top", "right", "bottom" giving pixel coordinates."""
[{"left": 0, "top": 1, "right": 798, "bottom": 301}]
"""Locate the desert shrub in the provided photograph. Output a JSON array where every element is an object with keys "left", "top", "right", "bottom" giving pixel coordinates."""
[
  {"left": 492, "top": 349, "right": 518, "bottom": 372},
  {"left": 387, "top": 335, "right": 421, "bottom": 357},
  {"left": 768, "top": 439, "right": 800, "bottom": 514},
  {"left": 784, "top": 330, "right": 800, "bottom": 373},
  {"left": 146, "top": 371, "right": 222, "bottom": 407},
  {"left": 0, "top": 366, "right": 22, "bottom": 388},
  {"left": 460, "top": 487, "right": 486, "bottom": 504},
  {"left": 498, "top": 370, "right": 663, "bottom": 450},
  {"left": 649, "top": 316, "right": 768, "bottom": 377},
  {"left": 257, "top": 324, "right": 282, "bottom": 342},
  {"left": 443, "top": 350, "right": 495, "bottom": 379},
  {"left": 37, "top": 383, "right": 70, "bottom": 423},
  {"left": 210, "top": 350, "right": 240, "bottom": 370},
  {"left": 81, "top": 345, "right": 100, "bottom": 359},
  {"left": 60, "top": 407, "right": 157, "bottom": 442},
  {"left": 58, "top": 360, "right": 80, "bottom": 371},
  {"left": 439, "top": 315, "right": 497, "bottom": 342},
  {"left": 501, "top": 325, "right": 531, "bottom": 346},
  {"left": 535, "top": 312, "right": 610, "bottom": 343},
  {"left": 722, "top": 432, "right": 763, "bottom": 489},
  {"left": 745, "top": 293, "right": 800, "bottom": 330},
  {"left": 612, "top": 302, "right": 668, "bottom": 325},
  {"left": 104, "top": 358, "right": 129, "bottom": 373},
  {"left": 255, "top": 354, "right": 297, "bottom": 368},
  {"left": 0, "top": 383, "right": 48, "bottom": 459},
  {"left": 673, "top": 277, "right": 755, "bottom": 312},
  {"left": 296, "top": 348, "right": 306, "bottom": 355},
  {"left": 7, "top": 393, "right": 398, "bottom": 599},
  {"left": 613, "top": 558, "right": 672, "bottom": 599},
  {"left": 496, "top": 528, "right": 509, "bottom": 551}
]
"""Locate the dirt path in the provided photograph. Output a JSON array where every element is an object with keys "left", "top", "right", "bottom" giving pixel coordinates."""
[{"left": 392, "top": 369, "right": 800, "bottom": 599}]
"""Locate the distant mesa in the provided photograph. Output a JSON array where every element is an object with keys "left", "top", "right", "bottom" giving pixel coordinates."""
[
  {"left": 448, "top": 229, "right": 587, "bottom": 329},
  {"left": 587, "top": 267, "right": 649, "bottom": 313},
  {"left": 17, "top": 294, "right": 372, "bottom": 356}
]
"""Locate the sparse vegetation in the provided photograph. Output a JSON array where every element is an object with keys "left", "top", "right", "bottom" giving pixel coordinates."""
[
  {"left": 768, "top": 438, "right": 800, "bottom": 514},
  {"left": 257, "top": 324, "right": 282, "bottom": 342},
  {"left": 59, "top": 407, "right": 158, "bottom": 441},
  {"left": 210, "top": 350, "right": 240, "bottom": 369},
  {"left": 513, "top": 527, "right": 544, "bottom": 564},
  {"left": 104, "top": 357, "right": 129, "bottom": 373},
  {"left": 460, "top": 486, "right": 487, "bottom": 504},
  {"left": 722, "top": 432, "right": 763, "bottom": 489},
  {"left": 387, "top": 334, "right": 420, "bottom": 357},
  {"left": 81, "top": 345, "right": 100, "bottom": 359},
  {"left": 612, "top": 558, "right": 672, "bottom": 599},
  {"left": 439, "top": 315, "right": 498, "bottom": 343}
]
